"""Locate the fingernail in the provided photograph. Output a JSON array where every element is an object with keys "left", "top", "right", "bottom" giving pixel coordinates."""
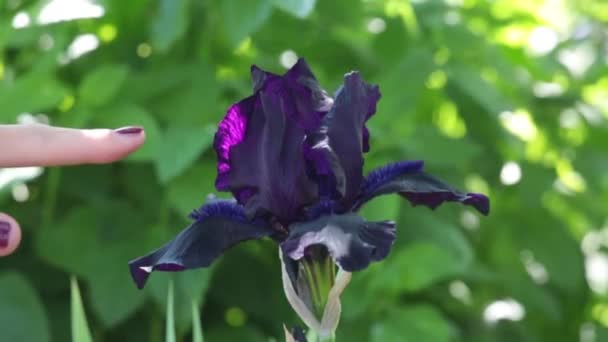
[
  {"left": 114, "top": 126, "right": 143, "bottom": 135},
  {"left": 0, "top": 221, "right": 10, "bottom": 248}
]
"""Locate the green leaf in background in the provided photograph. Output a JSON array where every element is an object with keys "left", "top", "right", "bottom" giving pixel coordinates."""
[
  {"left": 371, "top": 305, "right": 454, "bottom": 342},
  {"left": 403, "top": 211, "right": 475, "bottom": 266},
  {"left": 87, "top": 266, "right": 147, "bottom": 328},
  {"left": 70, "top": 276, "right": 93, "bottom": 342},
  {"left": 369, "top": 242, "right": 463, "bottom": 293},
  {"left": 167, "top": 162, "right": 219, "bottom": 218},
  {"left": 220, "top": 0, "right": 273, "bottom": 45},
  {"left": 448, "top": 63, "right": 512, "bottom": 115},
  {"left": 78, "top": 64, "right": 129, "bottom": 107},
  {"left": 36, "top": 204, "right": 151, "bottom": 327},
  {"left": 376, "top": 48, "right": 435, "bottom": 124},
  {"left": 155, "top": 125, "right": 215, "bottom": 184},
  {"left": 91, "top": 104, "right": 161, "bottom": 161},
  {"left": 151, "top": 64, "right": 221, "bottom": 126},
  {"left": 0, "top": 72, "right": 67, "bottom": 121},
  {"left": 192, "top": 299, "right": 205, "bottom": 342},
  {"left": 147, "top": 268, "right": 214, "bottom": 334},
  {"left": 272, "top": 0, "right": 316, "bottom": 18},
  {"left": 403, "top": 126, "right": 482, "bottom": 167},
  {"left": 0, "top": 272, "right": 51, "bottom": 342},
  {"left": 151, "top": 0, "right": 191, "bottom": 52}
]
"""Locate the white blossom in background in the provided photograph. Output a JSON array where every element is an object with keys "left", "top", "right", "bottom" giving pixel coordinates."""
[
  {"left": 11, "top": 11, "right": 31, "bottom": 29},
  {"left": 66, "top": 34, "right": 100, "bottom": 61},
  {"left": 500, "top": 161, "right": 522, "bottom": 186},
  {"left": 37, "top": 0, "right": 104, "bottom": 25},
  {"left": 483, "top": 298, "right": 526, "bottom": 324},
  {"left": 527, "top": 26, "right": 559, "bottom": 56}
]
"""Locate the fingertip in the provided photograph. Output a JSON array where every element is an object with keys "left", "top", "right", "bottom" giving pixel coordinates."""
[
  {"left": 112, "top": 126, "right": 146, "bottom": 158},
  {"left": 0, "top": 213, "right": 22, "bottom": 257},
  {"left": 84, "top": 126, "right": 146, "bottom": 164}
]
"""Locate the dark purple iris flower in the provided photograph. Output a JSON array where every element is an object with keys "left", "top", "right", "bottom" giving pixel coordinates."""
[{"left": 129, "top": 59, "right": 489, "bottom": 289}]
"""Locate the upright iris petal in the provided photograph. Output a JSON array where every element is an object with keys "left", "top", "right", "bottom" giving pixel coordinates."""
[
  {"left": 213, "top": 59, "right": 333, "bottom": 221},
  {"left": 304, "top": 72, "right": 381, "bottom": 208}
]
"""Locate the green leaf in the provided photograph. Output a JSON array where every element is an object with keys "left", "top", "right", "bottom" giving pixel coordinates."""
[
  {"left": 376, "top": 49, "right": 435, "bottom": 123},
  {"left": 0, "top": 73, "right": 67, "bottom": 121},
  {"left": 369, "top": 242, "right": 463, "bottom": 293},
  {"left": 448, "top": 63, "right": 512, "bottom": 115},
  {"left": 147, "top": 268, "right": 214, "bottom": 334},
  {"left": 0, "top": 272, "right": 51, "bottom": 342},
  {"left": 402, "top": 211, "right": 475, "bottom": 266},
  {"left": 272, "top": 0, "right": 316, "bottom": 18},
  {"left": 155, "top": 125, "right": 215, "bottom": 184},
  {"left": 36, "top": 204, "right": 151, "bottom": 327},
  {"left": 166, "top": 279, "right": 176, "bottom": 342},
  {"left": 70, "top": 276, "right": 93, "bottom": 342},
  {"left": 220, "top": 0, "right": 273, "bottom": 45},
  {"left": 151, "top": 64, "right": 221, "bottom": 126},
  {"left": 87, "top": 266, "right": 146, "bottom": 327},
  {"left": 192, "top": 299, "right": 204, "bottom": 342},
  {"left": 371, "top": 305, "right": 454, "bottom": 342},
  {"left": 151, "top": 0, "right": 191, "bottom": 52},
  {"left": 403, "top": 126, "right": 482, "bottom": 167},
  {"left": 167, "top": 162, "right": 220, "bottom": 218},
  {"left": 91, "top": 104, "right": 161, "bottom": 161},
  {"left": 78, "top": 64, "right": 129, "bottom": 107},
  {"left": 120, "top": 65, "right": 198, "bottom": 103}
]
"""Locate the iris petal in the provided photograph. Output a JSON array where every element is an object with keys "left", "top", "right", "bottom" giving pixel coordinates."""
[
  {"left": 128, "top": 200, "right": 273, "bottom": 289},
  {"left": 214, "top": 59, "right": 333, "bottom": 221},
  {"left": 281, "top": 213, "right": 396, "bottom": 272},
  {"left": 304, "top": 72, "right": 381, "bottom": 208},
  {"left": 353, "top": 161, "right": 490, "bottom": 215}
]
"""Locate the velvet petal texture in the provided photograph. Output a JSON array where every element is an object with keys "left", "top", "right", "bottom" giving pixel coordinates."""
[
  {"left": 353, "top": 161, "right": 490, "bottom": 215},
  {"left": 281, "top": 213, "right": 396, "bottom": 272},
  {"left": 128, "top": 201, "right": 273, "bottom": 289},
  {"left": 304, "top": 72, "right": 381, "bottom": 208},
  {"left": 214, "top": 59, "right": 333, "bottom": 221}
]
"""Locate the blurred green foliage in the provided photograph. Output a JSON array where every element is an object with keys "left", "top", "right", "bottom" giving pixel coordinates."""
[{"left": 1, "top": 0, "right": 608, "bottom": 341}]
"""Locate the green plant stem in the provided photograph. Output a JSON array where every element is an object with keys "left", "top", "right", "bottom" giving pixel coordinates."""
[{"left": 41, "top": 168, "right": 61, "bottom": 229}]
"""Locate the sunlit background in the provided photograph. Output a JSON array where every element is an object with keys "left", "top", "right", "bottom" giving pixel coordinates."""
[{"left": 1, "top": 0, "right": 607, "bottom": 341}]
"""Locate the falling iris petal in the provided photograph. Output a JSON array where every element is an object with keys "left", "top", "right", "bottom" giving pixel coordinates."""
[
  {"left": 353, "top": 161, "right": 490, "bottom": 215},
  {"left": 128, "top": 200, "right": 273, "bottom": 288},
  {"left": 281, "top": 213, "right": 396, "bottom": 272}
]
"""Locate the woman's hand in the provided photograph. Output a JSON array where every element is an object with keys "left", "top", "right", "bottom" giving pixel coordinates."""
[{"left": 0, "top": 124, "right": 146, "bottom": 256}]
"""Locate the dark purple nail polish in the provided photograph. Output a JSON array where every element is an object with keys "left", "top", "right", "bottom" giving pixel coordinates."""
[
  {"left": 0, "top": 221, "right": 10, "bottom": 248},
  {"left": 114, "top": 126, "right": 143, "bottom": 135}
]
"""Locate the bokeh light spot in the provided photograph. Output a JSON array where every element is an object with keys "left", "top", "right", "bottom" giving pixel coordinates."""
[
  {"left": 137, "top": 43, "right": 152, "bottom": 58},
  {"left": 225, "top": 307, "right": 247, "bottom": 327},
  {"left": 367, "top": 17, "right": 386, "bottom": 34},
  {"left": 280, "top": 50, "right": 298, "bottom": 69},
  {"left": 483, "top": 299, "right": 525, "bottom": 324},
  {"left": 500, "top": 161, "right": 522, "bottom": 186},
  {"left": 98, "top": 24, "right": 118, "bottom": 42}
]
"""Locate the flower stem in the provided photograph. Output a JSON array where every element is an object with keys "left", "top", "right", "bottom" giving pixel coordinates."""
[
  {"left": 300, "top": 246, "right": 336, "bottom": 319},
  {"left": 307, "top": 330, "right": 336, "bottom": 342},
  {"left": 296, "top": 246, "right": 339, "bottom": 342}
]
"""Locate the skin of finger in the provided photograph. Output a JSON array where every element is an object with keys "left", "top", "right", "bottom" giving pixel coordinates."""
[
  {"left": 0, "top": 212, "right": 22, "bottom": 257},
  {"left": 0, "top": 124, "right": 146, "bottom": 167}
]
